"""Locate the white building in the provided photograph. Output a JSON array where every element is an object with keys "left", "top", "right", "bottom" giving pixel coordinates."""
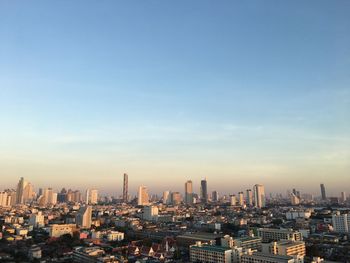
[
  {"left": 29, "top": 212, "right": 45, "bottom": 228},
  {"left": 143, "top": 205, "right": 159, "bottom": 221},
  {"left": 107, "top": 231, "right": 124, "bottom": 241},
  {"left": 332, "top": 212, "right": 350, "bottom": 233},
  {"left": 253, "top": 184, "right": 266, "bottom": 208}
]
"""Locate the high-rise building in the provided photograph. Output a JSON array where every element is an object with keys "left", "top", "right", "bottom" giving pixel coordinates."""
[
  {"left": 290, "top": 193, "right": 300, "bottom": 205},
  {"left": 163, "top": 191, "right": 170, "bottom": 204},
  {"left": 340, "top": 192, "right": 347, "bottom": 203},
  {"left": 0, "top": 191, "right": 11, "bottom": 207},
  {"left": 253, "top": 184, "right": 266, "bottom": 208},
  {"left": 230, "top": 195, "right": 237, "bottom": 206},
  {"left": 38, "top": 188, "right": 56, "bottom": 206},
  {"left": 246, "top": 189, "right": 253, "bottom": 206},
  {"left": 185, "top": 180, "right": 194, "bottom": 205},
  {"left": 85, "top": 189, "right": 98, "bottom": 204},
  {"left": 200, "top": 178, "right": 208, "bottom": 203},
  {"left": 123, "top": 173, "right": 128, "bottom": 203},
  {"left": 137, "top": 186, "right": 149, "bottom": 206},
  {"left": 332, "top": 212, "right": 350, "bottom": 233},
  {"left": 171, "top": 192, "right": 182, "bottom": 205},
  {"left": 76, "top": 206, "right": 92, "bottom": 229},
  {"left": 320, "top": 183, "right": 327, "bottom": 200},
  {"left": 212, "top": 191, "right": 219, "bottom": 202},
  {"left": 89, "top": 189, "right": 98, "bottom": 204},
  {"left": 238, "top": 192, "right": 244, "bottom": 206},
  {"left": 16, "top": 177, "right": 34, "bottom": 204}
]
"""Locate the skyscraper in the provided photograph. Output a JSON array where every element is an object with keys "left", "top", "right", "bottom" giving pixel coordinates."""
[
  {"left": 320, "top": 183, "right": 327, "bottom": 200},
  {"left": 123, "top": 173, "right": 128, "bottom": 203},
  {"left": 185, "top": 180, "right": 194, "bottom": 205},
  {"left": 76, "top": 206, "right": 92, "bottom": 229},
  {"left": 89, "top": 189, "right": 98, "bottom": 204},
  {"left": 253, "top": 184, "right": 266, "bottom": 208},
  {"left": 16, "top": 177, "right": 34, "bottom": 204},
  {"left": 138, "top": 186, "right": 149, "bottom": 206},
  {"left": 212, "top": 191, "right": 219, "bottom": 202},
  {"left": 163, "top": 191, "right": 170, "bottom": 204},
  {"left": 246, "top": 189, "right": 253, "bottom": 206},
  {"left": 238, "top": 192, "right": 244, "bottom": 206},
  {"left": 341, "top": 192, "right": 347, "bottom": 203},
  {"left": 200, "top": 178, "right": 208, "bottom": 203}
]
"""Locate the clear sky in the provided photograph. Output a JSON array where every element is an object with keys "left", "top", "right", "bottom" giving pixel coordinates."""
[{"left": 0, "top": 1, "right": 349, "bottom": 196}]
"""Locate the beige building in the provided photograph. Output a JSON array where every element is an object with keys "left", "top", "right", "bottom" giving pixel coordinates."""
[
  {"left": 253, "top": 184, "right": 265, "bottom": 208},
  {"left": 138, "top": 186, "right": 149, "bottom": 206},
  {"left": 185, "top": 180, "right": 194, "bottom": 205},
  {"left": 262, "top": 241, "right": 306, "bottom": 257},
  {"left": 190, "top": 242, "right": 239, "bottom": 263},
  {"left": 76, "top": 206, "right": 92, "bottom": 228},
  {"left": 258, "top": 228, "right": 302, "bottom": 243},
  {"left": 50, "top": 224, "right": 76, "bottom": 237},
  {"left": 241, "top": 252, "right": 303, "bottom": 263}
]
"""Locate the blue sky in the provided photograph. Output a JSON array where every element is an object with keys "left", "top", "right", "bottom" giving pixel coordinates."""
[{"left": 0, "top": 1, "right": 349, "bottom": 196}]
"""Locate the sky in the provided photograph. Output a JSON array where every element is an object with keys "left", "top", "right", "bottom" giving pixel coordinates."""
[{"left": 0, "top": 1, "right": 349, "bottom": 197}]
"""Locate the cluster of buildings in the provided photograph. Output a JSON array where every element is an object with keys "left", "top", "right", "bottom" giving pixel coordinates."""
[{"left": 0, "top": 176, "right": 349, "bottom": 262}]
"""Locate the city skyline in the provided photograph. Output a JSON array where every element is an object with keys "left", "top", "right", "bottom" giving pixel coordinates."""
[
  {"left": 1, "top": 1, "right": 349, "bottom": 193},
  {"left": 1, "top": 175, "right": 348, "bottom": 199}
]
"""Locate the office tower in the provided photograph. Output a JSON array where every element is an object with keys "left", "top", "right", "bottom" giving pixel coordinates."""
[
  {"left": 230, "top": 195, "right": 237, "bottom": 206},
  {"left": 246, "top": 189, "right": 253, "bottom": 206},
  {"left": 200, "top": 178, "right": 208, "bottom": 203},
  {"left": 72, "top": 190, "right": 82, "bottom": 203},
  {"left": 85, "top": 189, "right": 98, "bottom": 205},
  {"left": 171, "top": 192, "right": 182, "bottom": 205},
  {"left": 0, "top": 191, "right": 9, "bottom": 207},
  {"left": 137, "top": 186, "right": 149, "bottom": 206},
  {"left": 58, "top": 188, "right": 67, "bottom": 203},
  {"left": 320, "top": 183, "right": 327, "bottom": 200},
  {"left": 163, "top": 191, "right": 170, "bottom": 204},
  {"left": 185, "top": 180, "right": 194, "bottom": 205},
  {"left": 238, "top": 192, "right": 244, "bottom": 206},
  {"left": 332, "top": 212, "right": 350, "bottom": 233},
  {"left": 212, "top": 191, "right": 219, "bottom": 202},
  {"left": 16, "top": 177, "right": 34, "bottom": 204},
  {"left": 89, "top": 189, "right": 98, "bottom": 204},
  {"left": 341, "top": 192, "right": 347, "bottom": 203},
  {"left": 123, "top": 173, "right": 128, "bottom": 203},
  {"left": 76, "top": 206, "right": 92, "bottom": 229},
  {"left": 253, "top": 184, "right": 266, "bottom": 208}
]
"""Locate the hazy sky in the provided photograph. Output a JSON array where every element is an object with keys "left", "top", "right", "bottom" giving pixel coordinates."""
[{"left": 0, "top": 1, "right": 349, "bottom": 196}]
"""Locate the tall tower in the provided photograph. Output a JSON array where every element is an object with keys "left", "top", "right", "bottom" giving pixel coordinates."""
[
  {"left": 123, "top": 173, "right": 128, "bottom": 203},
  {"left": 76, "top": 206, "right": 92, "bottom": 228},
  {"left": 253, "top": 184, "right": 266, "bottom": 208},
  {"left": 138, "top": 186, "right": 149, "bottom": 206},
  {"left": 16, "top": 177, "right": 25, "bottom": 204},
  {"left": 246, "top": 189, "right": 253, "bottom": 206},
  {"left": 185, "top": 180, "right": 193, "bottom": 205},
  {"left": 320, "top": 183, "right": 327, "bottom": 200},
  {"left": 200, "top": 178, "right": 208, "bottom": 203}
]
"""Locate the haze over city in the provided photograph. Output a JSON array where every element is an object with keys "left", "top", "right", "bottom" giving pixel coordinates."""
[{"left": 1, "top": 1, "right": 349, "bottom": 195}]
